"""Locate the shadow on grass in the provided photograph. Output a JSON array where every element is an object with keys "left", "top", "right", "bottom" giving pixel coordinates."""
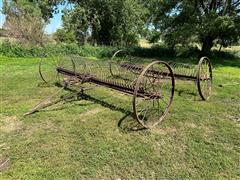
[
  {"left": 32, "top": 85, "right": 146, "bottom": 132},
  {"left": 174, "top": 88, "right": 197, "bottom": 98},
  {"left": 78, "top": 93, "right": 146, "bottom": 132},
  {"left": 30, "top": 82, "right": 203, "bottom": 131}
]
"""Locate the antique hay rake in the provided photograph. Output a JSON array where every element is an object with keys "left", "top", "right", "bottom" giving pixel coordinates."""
[
  {"left": 25, "top": 54, "right": 175, "bottom": 128},
  {"left": 112, "top": 50, "right": 213, "bottom": 100},
  {"left": 25, "top": 51, "right": 212, "bottom": 128}
]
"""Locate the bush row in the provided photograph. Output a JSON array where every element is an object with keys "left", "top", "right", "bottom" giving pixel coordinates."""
[
  {"left": 0, "top": 41, "right": 238, "bottom": 59},
  {"left": 0, "top": 42, "right": 119, "bottom": 58},
  {"left": 0, "top": 41, "right": 177, "bottom": 59}
]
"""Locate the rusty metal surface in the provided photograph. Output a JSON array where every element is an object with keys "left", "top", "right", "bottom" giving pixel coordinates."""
[
  {"left": 197, "top": 57, "right": 212, "bottom": 100},
  {"left": 133, "top": 61, "right": 175, "bottom": 128},
  {"left": 56, "top": 59, "right": 175, "bottom": 128},
  {"left": 57, "top": 67, "right": 162, "bottom": 99},
  {"left": 0, "top": 157, "right": 10, "bottom": 172},
  {"left": 29, "top": 51, "right": 212, "bottom": 128},
  {"left": 111, "top": 50, "right": 212, "bottom": 100},
  {"left": 28, "top": 54, "right": 176, "bottom": 128}
]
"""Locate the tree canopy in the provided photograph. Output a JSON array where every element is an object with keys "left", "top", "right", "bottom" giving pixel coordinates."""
[
  {"left": 62, "top": 0, "right": 147, "bottom": 45},
  {"left": 53, "top": 28, "right": 76, "bottom": 43},
  {"left": 148, "top": 0, "right": 240, "bottom": 54},
  {"left": 2, "top": 0, "right": 240, "bottom": 54},
  {"left": 2, "top": 0, "right": 45, "bottom": 45}
]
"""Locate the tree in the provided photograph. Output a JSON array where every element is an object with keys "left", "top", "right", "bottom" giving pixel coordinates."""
[
  {"left": 2, "top": 0, "right": 45, "bottom": 45},
  {"left": 53, "top": 28, "right": 76, "bottom": 43},
  {"left": 63, "top": 0, "right": 147, "bottom": 45},
  {"left": 0, "top": 29, "right": 6, "bottom": 37},
  {"left": 148, "top": 0, "right": 240, "bottom": 54},
  {"left": 34, "top": 0, "right": 64, "bottom": 21}
]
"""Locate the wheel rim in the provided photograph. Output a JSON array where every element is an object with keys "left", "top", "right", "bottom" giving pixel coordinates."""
[
  {"left": 39, "top": 53, "right": 61, "bottom": 84},
  {"left": 109, "top": 50, "right": 130, "bottom": 78},
  {"left": 133, "top": 61, "right": 175, "bottom": 128},
  {"left": 197, "top": 57, "right": 212, "bottom": 100},
  {"left": 58, "top": 55, "right": 77, "bottom": 85},
  {"left": 109, "top": 60, "right": 121, "bottom": 77}
]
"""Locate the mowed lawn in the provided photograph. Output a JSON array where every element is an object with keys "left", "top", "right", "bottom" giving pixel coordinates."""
[{"left": 0, "top": 55, "right": 239, "bottom": 179}]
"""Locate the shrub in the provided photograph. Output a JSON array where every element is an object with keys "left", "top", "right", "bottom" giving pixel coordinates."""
[
  {"left": 0, "top": 41, "right": 119, "bottom": 58},
  {"left": 1, "top": 41, "right": 239, "bottom": 60},
  {"left": 128, "top": 45, "right": 176, "bottom": 58}
]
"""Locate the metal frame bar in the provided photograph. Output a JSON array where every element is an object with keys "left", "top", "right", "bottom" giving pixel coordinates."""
[
  {"left": 120, "top": 63, "right": 197, "bottom": 81},
  {"left": 57, "top": 67, "right": 160, "bottom": 98}
]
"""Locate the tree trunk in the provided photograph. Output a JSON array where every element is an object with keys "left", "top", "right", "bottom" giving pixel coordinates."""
[
  {"left": 218, "top": 44, "right": 222, "bottom": 52},
  {"left": 201, "top": 36, "right": 214, "bottom": 56}
]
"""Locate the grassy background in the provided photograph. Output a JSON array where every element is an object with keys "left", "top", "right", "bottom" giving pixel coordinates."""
[{"left": 0, "top": 54, "right": 240, "bottom": 179}]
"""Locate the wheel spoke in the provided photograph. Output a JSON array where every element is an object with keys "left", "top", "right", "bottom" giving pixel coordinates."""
[
  {"left": 197, "top": 57, "right": 212, "bottom": 100},
  {"left": 133, "top": 61, "right": 174, "bottom": 128}
]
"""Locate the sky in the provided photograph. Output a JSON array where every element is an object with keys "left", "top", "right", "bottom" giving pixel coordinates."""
[
  {"left": 0, "top": 1, "right": 65, "bottom": 34},
  {"left": 45, "top": 5, "right": 65, "bottom": 34},
  {"left": 0, "top": 0, "right": 6, "bottom": 29}
]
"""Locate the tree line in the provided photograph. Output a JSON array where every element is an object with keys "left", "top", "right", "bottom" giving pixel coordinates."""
[{"left": 2, "top": 0, "right": 240, "bottom": 54}]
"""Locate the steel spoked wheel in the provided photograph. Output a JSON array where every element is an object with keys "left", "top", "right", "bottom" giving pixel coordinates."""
[
  {"left": 58, "top": 55, "right": 77, "bottom": 85},
  {"left": 133, "top": 61, "right": 175, "bottom": 128},
  {"left": 109, "top": 49, "right": 131, "bottom": 77},
  {"left": 197, "top": 57, "right": 212, "bottom": 100},
  {"left": 39, "top": 54, "right": 61, "bottom": 84}
]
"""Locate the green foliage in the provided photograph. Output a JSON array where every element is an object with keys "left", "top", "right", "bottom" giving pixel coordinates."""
[
  {"left": 1, "top": 41, "right": 240, "bottom": 60},
  {"left": 63, "top": 0, "right": 147, "bottom": 45},
  {"left": 2, "top": 0, "right": 240, "bottom": 55},
  {"left": 53, "top": 28, "right": 76, "bottom": 43},
  {"left": 0, "top": 41, "right": 176, "bottom": 59},
  {"left": 129, "top": 44, "right": 176, "bottom": 58},
  {"left": 2, "top": 0, "right": 45, "bottom": 45},
  {"left": 0, "top": 41, "right": 119, "bottom": 58},
  {"left": 148, "top": 0, "right": 240, "bottom": 54},
  {"left": 34, "top": 0, "right": 64, "bottom": 21}
]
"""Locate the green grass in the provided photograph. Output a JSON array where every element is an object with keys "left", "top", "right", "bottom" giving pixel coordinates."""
[{"left": 0, "top": 55, "right": 240, "bottom": 179}]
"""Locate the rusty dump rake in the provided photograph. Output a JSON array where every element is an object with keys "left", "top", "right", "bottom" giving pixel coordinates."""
[
  {"left": 25, "top": 52, "right": 212, "bottom": 128},
  {"left": 25, "top": 54, "right": 175, "bottom": 128},
  {"left": 112, "top": 50, "right": 213, "bottom": 101}
]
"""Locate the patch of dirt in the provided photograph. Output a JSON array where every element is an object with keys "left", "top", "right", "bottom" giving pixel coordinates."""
[
  {"left": 226, "top": 115, "right": 240, "bottom": 122},
  {"left": 23, "top": 120, "right": 61, "bottom": 137},
  {"left": 0, "top": 116, "right": 22, "bottom": 133},
  {"left": 185, "top": 122, "right": 197, "bottom": 128},
  {"left": 151, "top": 128, "right": 167, "bottom": 135},
  {"left": 0, "top": 143, "right": 6, "bottom": 148},
  {"left": 203, "top": 126, "right": 215, "bottom": 138},
  {"left": 79, "top": 108, "right": 102, "bottom": 122},
  {"left": 152, "top": 126, "right": 177, "bottom": 135}
]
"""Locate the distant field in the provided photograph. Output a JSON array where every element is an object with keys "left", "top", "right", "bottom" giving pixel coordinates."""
[
  {"left": 221, "top": 46, "right": 240, "bottom": 56},
  {"left": 0, "top": 54, "right": 239, "bottom": 179},
  {"left": 139, "top": 39, "right": 153, "bottom": 48},
  {"left": 139, "top": 39, "right": 240, "bottom": 56},
  {"left": 223, "top": 45, "right": 240, "bottom": 51}
]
